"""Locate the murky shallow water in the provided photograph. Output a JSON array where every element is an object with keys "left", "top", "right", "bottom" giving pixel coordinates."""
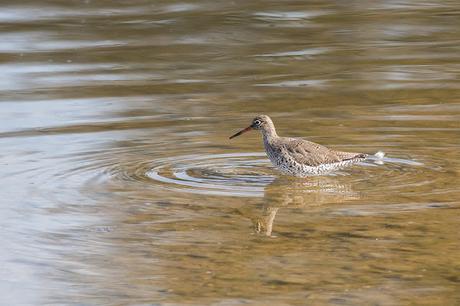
[{"left": 1, "top": 1, "right": 460, "bottom": 305}]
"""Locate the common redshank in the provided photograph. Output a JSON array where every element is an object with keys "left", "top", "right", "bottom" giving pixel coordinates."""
[{"left": 229, "top": 115, "right": 367, "bottom": 176}]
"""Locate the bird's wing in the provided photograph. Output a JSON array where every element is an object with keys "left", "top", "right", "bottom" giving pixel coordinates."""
[{"left": 280, "top": 138, "right": 365, "bottom": 167}]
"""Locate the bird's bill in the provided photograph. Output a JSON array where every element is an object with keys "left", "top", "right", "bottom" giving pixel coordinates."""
[{"left": 229, "top": 126, "right": 252, "bottom": 139}]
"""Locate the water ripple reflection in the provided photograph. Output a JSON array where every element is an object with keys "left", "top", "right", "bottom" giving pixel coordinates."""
[
  {"left": 74, "top": 150, "right": 453, "bottom": 202},
  {"left": 120, "top": 153, "right": 274, "bottom": 197}
]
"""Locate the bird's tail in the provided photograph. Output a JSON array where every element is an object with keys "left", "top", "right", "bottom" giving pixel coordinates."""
[
  {"left": 364, "top": 151, "right": 385, "bottom": 164},
  {"left": 374, "top": 151, "right": 385, "bottom": 159}
]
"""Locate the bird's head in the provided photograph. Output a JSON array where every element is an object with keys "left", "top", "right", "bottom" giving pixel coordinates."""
[{"left": 229, "top": 115, "right": 275, "bottom": 139}]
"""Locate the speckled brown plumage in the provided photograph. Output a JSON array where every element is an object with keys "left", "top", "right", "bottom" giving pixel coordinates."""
[
  {"left": 268, "top": 137, "right": 366, "bottom": 167},
  {"left": 229, "top": 115, "right": 367, "bottom": 176}
]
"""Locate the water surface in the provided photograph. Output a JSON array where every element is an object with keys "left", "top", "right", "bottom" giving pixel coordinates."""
[{"left": 1, "top": 1, "right": 460, "bottom": 305}]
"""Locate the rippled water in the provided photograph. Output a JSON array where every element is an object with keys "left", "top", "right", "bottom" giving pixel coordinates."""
[{"left": 1, "top": 1, "right": 460, "bottom": 305}]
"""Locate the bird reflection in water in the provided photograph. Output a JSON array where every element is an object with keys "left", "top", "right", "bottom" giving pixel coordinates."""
[{"left": 238, "top": 176, "right": 360, "bottom": 236}]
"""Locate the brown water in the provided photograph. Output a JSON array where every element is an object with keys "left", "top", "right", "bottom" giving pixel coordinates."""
[{"left": 1, "top": 1, "right": 460, "bottom": 305}]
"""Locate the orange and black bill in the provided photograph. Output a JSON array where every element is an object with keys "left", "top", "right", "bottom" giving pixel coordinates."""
[{"left": 229, "top": 126, "right": 252, "bottom": 139}]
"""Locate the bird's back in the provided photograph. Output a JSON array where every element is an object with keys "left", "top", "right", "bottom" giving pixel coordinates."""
[{"left": 265, "top": 136, "right": 366, "bottom": 173}]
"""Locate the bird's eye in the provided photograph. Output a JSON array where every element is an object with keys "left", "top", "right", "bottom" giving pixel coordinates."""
[{"left": 254, "top": 120, "right": 261, "bottom": 125}]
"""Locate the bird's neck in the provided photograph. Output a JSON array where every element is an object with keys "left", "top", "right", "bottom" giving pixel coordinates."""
[{"left": 262, "top": 125, "right": 278, "bottom": 141}]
